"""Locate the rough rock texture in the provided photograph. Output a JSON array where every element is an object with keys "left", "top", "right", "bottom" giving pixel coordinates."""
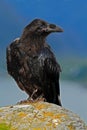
[{"left": 0, "top": 101, "right": 87, "bottom": 130}]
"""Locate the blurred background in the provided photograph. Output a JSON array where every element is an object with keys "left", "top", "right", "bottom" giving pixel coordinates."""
[{"left": 0, "top": 0, "right": 87, "bottom": 123}]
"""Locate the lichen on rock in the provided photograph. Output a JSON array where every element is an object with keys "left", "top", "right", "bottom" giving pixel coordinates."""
[{"left": 0, "top": 101, "right": 87, "bottom": 130}]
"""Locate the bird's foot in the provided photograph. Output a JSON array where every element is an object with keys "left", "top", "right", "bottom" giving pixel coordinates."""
[
  {"left": 17, "top": 90, "right": 46, "bottom": 105},
  {"left": 34, "top": 97, "right": 46, "bottom": 102},
  {"left": 17, "top": 97, "right": 46, "bottom": 105},
  {"left": 17, "top": 98, "right": 35, "bottom": 104},
  {"left": 27, "top": 96, "right": 46, "bottom": 103},
  {"left": 29, "top": 89, "right": 38, "bottom": 99},
  {"left": 17, "top": 99, "right": 32, "bottom": 105}
]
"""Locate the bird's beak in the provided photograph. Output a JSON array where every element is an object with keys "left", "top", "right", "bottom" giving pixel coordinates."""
[{"left": 46, "top": 23, "right": 63, "bottom": 33}]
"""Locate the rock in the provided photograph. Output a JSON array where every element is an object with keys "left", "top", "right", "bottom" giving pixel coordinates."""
[{"left": 0, "top": 101, "right": 87, "bottom": 130}]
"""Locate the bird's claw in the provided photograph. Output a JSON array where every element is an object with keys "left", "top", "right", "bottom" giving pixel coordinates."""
[{"left": 17, "top": 96, "right": 46, "bottom": 105}]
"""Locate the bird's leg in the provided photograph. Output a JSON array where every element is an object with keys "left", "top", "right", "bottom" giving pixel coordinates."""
[
  {"left": 35, "top": 93, "right": 46, "bottom": 102},
  {"left": 28, "top": 88, "right": 46, "bottom": 102},
  {"left": 28, "top": 89, "right": 38, "bottom": 100},
  {"left": 17, "top": 89, "right": 38, "bottom": 104}
]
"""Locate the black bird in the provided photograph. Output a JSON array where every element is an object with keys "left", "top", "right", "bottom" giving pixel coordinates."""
[{"left": 6, "top": 19, "right": 63, "bottom": 106}]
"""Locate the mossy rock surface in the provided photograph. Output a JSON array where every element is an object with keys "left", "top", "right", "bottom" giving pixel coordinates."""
[{"left": 0, "top": 101, "right": 87, "bottom": 130}]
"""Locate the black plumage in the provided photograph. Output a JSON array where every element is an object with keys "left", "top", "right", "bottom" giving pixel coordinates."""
[{"left": 6, "top": 19, "right": 63, "bottom": 106}]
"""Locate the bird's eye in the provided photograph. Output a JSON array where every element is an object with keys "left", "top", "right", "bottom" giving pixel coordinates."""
[
  {"left": 39, "top": 24, "right": 46, "bottom": 29},
  {"left": 36, "top": 23, "right": 46, "bottom": 33},
  {"left": 36, "top": 24, "right": 46, "bottom": 33}
]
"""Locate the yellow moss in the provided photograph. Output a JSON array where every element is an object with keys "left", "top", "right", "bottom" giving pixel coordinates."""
[
  {"left": 53, "top": 123, "right": 57, "bottom": 128},
  {"left": 43, "top": 111, "right": 54, "bottom": 117},
  {"left": 43, "top": 127, "right": 46, "bottom": 130},
  {"left": 0, "top": 109, "right": 3, "bottom": 112},
  {"left": 37, "top": 117, "right": 46, "bottom": 122},
  {"left": 35, "top": 104, "right": 46, "bottom": 110},
  {"left": 32, "top": 102, "right": 51, "bottom": 110},
  {"left": 53, "top": 113, "right": 67, "bottom": 119},
  {"left": 52, "top": 119, "right": 60, "bottom": 128},
  {"left": 46, "top": 122, "right": 52, "bottom": 126},
  {"left": 32, "top": 128, "right": 42, "bottom": 130},
  {"left": 68, "top": 124, "right": 75, "bottom": 130},
  {"left": 32, "top": 127, "right": 47, "bottom": 130},
  {"left": 0, "top": 118, "right": 3, "bottom": 123},
  {"left": 0, "top": 103, "right": 86, "bottom": 130},
  {"left": 17, "top": 112, "right": 27, "bottom": 118},
  {"left": 11, "top": 128, "right": 18, "bottom": 130}
]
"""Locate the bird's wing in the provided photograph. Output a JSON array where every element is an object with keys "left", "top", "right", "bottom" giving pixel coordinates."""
[
  {"left": 39, "top": 47, "right": 61, "bottom": 76},
  {"left": 6, "top": 39, "right": 19, "bottom": 75},
  {"left": 6, "top": 39, "right": 25, "bottom": 90},
  {"left": 38, "top": 47, "right": 62, "bottom": 105},
  {"left": 44, "top": 57, "right": 61, "bottom": 77},
  {"left": 45, "top": 47, "right": 61, "bottom": 92},
  {"left": 6, "top": 43, "right": 15, "bottom": 76}
]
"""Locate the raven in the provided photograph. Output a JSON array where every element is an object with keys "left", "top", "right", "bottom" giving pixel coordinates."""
[{"left": 6, "top": 19, "right": 63, "bottom": 106}]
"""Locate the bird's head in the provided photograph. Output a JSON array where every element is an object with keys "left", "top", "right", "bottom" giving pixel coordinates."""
[{"left": 21, "top": 19, "right": 63, "bottom": 40}]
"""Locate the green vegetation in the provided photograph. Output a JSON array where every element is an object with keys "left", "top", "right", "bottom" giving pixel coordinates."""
[
  {"left": 0, "top": 123, "right": 10, "bottom": 130},
  {"left": 59, "top": 57, "right": 87, "bottom": 84}
]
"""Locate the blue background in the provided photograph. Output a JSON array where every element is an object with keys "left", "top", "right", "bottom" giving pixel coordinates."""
[
  {"left": 0, "top": 0, "right": 87, "bottom": 83},
  {"left": 0, "top": 0, "right": 87, "bottom": 123}
]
